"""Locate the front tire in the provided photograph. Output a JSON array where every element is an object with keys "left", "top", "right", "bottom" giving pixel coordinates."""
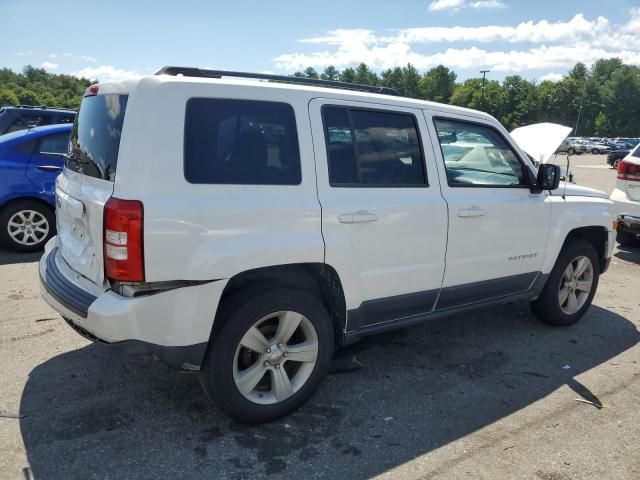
[
  {"left": 531, "top": 239, "right": 600, "bottom": 326},
  {"left": 199, "top": 287, "right": 334, "bottom": 423},
  {"left": 0, "top": 200, "right": 55, "bottom": 252},
  {"left": 567, "top": 147, "right": 575, "bottom": 155}
]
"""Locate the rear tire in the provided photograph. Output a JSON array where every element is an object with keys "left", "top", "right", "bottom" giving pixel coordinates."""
[
  {"left": 567, "top": 147, "right": 575, "bottom": 155},
  {"left": 0, "top": 200, "right": 55, "bottom": 253},
  {"left": 199, "top": 287, "right": 334, "bottom": 423},
  {"left": 531, "top": 239, "right": 600, "bottom": 326}
]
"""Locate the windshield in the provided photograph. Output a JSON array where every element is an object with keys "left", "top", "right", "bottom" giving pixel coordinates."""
[{"left": 66, "top": 94, "right": 128, "bottom": 181}]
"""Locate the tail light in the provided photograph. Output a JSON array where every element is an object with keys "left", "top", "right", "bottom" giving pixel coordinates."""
[
  {"left": 84, "top": 84, "right": 99, "bottom": 97},
  {"left": 104, "top": 198, "right": 144, "bottom": 282},
  {"left": 617, "top": 160, "right": 640, "bottom": 182}
]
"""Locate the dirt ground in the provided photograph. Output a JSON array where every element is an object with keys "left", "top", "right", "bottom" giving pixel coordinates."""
[{"left": 0, "top": 154, "right": 638, "bottom": 480}]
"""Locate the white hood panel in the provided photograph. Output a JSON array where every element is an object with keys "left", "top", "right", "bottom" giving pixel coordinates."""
[{"left": 511, "top": 123, "right": 572, "bottom": 164}]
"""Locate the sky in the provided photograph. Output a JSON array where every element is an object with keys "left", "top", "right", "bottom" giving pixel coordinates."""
[{"left": 2, "top": 0, "right": 640, "bottom": 84}]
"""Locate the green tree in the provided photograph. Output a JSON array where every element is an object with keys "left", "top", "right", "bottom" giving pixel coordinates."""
[
  {"left": 320, "top": 66, "right": 340, "bottom": 81},
  {"left": 420, "top": 65, "right": 457, "bottom": 103},
  {"left": 380, "top": 67, "right": 404, "bottom": 94},
  {"left": 353, "top": 63, "right": 378, "bottom": 85},
  {"left": 339, "top": 67, "right": 356, "bottom": 83},
  {"left": 593, "top": 111, "right": 611, "bottom": 136},
  {"left": 303, "top": 67, "right": 319, "bottom": 79},
  {"left": 401, "top": 64, "right": 422, "bottom": 99},
  {"left": 0, "top": 89, "right": 19, "bottom": 106}
]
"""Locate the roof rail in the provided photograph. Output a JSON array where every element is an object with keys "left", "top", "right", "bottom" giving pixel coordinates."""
[
  {"left": 14, "top": 105, "right": 77, "bottom": 111},
  {"left": 155, "top": 66, "right": 401, "bottom": 96}
]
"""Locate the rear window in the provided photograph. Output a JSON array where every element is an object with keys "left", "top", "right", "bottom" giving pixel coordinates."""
[
  {"left": 67, "top": 94, "right": 128, "bottom": 181},
  {"left": 184, "top": 98, "right": 301, "bottom": 185}
]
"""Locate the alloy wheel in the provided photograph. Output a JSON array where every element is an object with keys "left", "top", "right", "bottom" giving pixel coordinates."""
[
  {"left": 233, "top": 310, "right": 319, "bottom": 405},
  {"left": 558, "top": 255, "right": 594, "bottom": 315},
  {"left": 7, "top": 210, "right": 50, "bottom": 246}
]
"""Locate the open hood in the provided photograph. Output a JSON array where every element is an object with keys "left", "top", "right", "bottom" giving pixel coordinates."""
[{"left": 511, "top": 123, "right": 572, "bottom": 164}]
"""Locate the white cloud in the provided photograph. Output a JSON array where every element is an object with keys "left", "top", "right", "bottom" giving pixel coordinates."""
[
  {"left": 469, "top": 1, "right": 506, "bottom": 9},
  {"left": 48, "top": 53, "right": 57, "bottom": 59},
  {"left": 539, "top": 72, "right": 564, "bottom": 82},
  {"left": 16, "top": 49, "right": 33, "bottom": 56},
  {"left": 41, "top": 62, "right": 58, "bottom": 70},
  {"left": 428, "top": 0, "right": 505, "bottom": 11},
  {"left": 428, "top": 0, "right": 464, "bottom": 11},
  {"left": 274, "top": 11, "right": 640, "bottom": 74},
  {"left": 80, "top": 55, "right": 97, "bottom": 63},
  {"left": 71, "top": 65, "right": 141, "bottom": 82}
]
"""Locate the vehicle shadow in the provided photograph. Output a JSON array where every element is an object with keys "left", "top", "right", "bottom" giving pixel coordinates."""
[
  {"left": 20, "top": 303, "right": 639, "bottom": 479},
  {"left": 614, "top": 244, "right": 640, "bottom": 264},
  {"left": 0, "top": 246, "right": 42, "bottom": 266}
]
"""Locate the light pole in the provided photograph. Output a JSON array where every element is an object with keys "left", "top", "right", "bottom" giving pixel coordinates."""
[
  {"left": 575, "top": 88, "right": 587, "bottom": 137},
  {"left": 480, "top": 70, "right": 490, "bottom": 109}
]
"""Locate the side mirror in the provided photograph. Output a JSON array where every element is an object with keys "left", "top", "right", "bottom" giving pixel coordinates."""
[{"left": 536, "top": 164, "right": 561, "bottom": 191}]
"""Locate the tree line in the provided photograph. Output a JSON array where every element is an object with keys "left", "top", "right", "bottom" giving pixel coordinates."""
[
  {"left": 293, "top": 58, "right": 640, "bottom": 137},
  {"left": 0, "top": 66, "right": 92, "bottom": 109},
  {"left": 1, "top": 59, "right": 639, "bottom": 136}
]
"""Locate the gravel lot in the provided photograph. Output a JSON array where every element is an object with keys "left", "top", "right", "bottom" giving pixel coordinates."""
[{"left": 1, "top": 154, "right": 638, "bottom": 480}]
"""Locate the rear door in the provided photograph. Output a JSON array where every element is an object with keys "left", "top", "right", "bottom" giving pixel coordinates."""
[
  {"left": 25, "top": 131, "right": 67, "bottom": 199},
  {"left": 56, "top": 91, "right": 128, "bottom": 286},
  {"left": 309, "top": 98, "right": 448, "bottom": 331}
]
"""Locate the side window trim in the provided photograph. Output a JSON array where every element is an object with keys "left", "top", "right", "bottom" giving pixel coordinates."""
[
  {"left": 321, "top": 104, "right": 429, "bottom": 188},
  {"left": 432, "top": 115, "right": 531, "bottom": 189}
]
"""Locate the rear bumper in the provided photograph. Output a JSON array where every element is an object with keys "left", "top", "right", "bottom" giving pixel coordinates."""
[{"left": 39, "top": 245, "right": 228, "bottom": 370}]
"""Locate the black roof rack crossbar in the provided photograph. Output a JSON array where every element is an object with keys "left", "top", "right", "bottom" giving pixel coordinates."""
[
  {"left": 14, "top": 105, "right": 77, "bottom": 111},
  {"left": 155, "top": 66, "right": 401, "bottom": 96}
]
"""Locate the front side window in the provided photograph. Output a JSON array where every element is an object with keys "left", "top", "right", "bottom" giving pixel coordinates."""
[
  {"left": 38, "top": 133, "right": 70, "bottom": 155},
  {"left": 322, "top": 106, "right": 427, "bottom": 187},
  {"left": 434, "top": 119, "right": 527, "bottom": 187},
  {"left": 184, "top": 99, "right": 301, "bottom": 185}
]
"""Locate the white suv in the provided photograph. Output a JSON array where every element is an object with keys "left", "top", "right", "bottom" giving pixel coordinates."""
[
  {"left": 610, "top": 143, "right": 640, "bottom": 246},
  {"left": 40, "top": 67, "right": 616, "bottom": 423}
]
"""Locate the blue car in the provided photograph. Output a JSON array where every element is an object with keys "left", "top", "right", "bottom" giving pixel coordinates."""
[{"left": 0, "top": 123, "right": 71, "bottom": 252}]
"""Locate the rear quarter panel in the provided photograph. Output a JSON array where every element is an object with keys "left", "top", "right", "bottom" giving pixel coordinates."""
[{"left": 113, "top": 78, "right": 324, "bottom": 282}]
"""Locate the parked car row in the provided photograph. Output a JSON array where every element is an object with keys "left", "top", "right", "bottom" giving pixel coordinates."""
[
  {"left": 0, "top": 106, "right": 75, "bottom": 251},
  {"left": 555, "top": 136, "right": 639, "bottom": 156}
]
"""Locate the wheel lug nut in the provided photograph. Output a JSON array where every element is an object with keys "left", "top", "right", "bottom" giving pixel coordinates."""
[
  {"left": 283, "top": 352, "right": 288, "bottom": 357},
  {"left": 264, "top": 361, "right": 270, "bottom": 367},
  {"left": 275, "top": 364, "right": 280, "bottom": 369},
  {"left": 266, "top": 347, "right": 271, "bottom": 353},
  {"left": 277, "top": 343, "right": 283, "bottom": 348}
]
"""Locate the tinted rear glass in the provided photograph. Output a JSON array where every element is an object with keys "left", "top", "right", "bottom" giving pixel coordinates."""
[
  {"left": 67, "top": 94, "right": 128, "bottom": 181},
  {"left": 184, "top": 98, "right": 301, "bottom": 185}
]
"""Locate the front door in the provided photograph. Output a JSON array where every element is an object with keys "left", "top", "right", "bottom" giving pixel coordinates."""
[
  {"left": 309, "top": 98, "right": 448, "bottom": 331},
  {"left": 424, "top": 112, "right": 551, "bottom": 310}
]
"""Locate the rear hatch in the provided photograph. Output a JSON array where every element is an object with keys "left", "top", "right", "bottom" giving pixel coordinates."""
[{"left": 56, "top": 89, "right": 128, "bottom": 287}]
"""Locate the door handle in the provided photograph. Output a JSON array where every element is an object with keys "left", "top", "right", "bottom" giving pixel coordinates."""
[
  {"left": 339, "top": 210, "right": 379, "bottom": 224},
  {"left": 36, "top": 165, "right": 63, "bottom": 171},
  {"left": 457, "top": 206, "right": 487, "bottom": 218}
]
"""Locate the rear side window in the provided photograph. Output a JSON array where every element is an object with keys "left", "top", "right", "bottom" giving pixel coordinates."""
[
  {"left": 632, "top": 145, "right": 640, "bottom": 158},
  {"left": 67, "top": 94, "right": 128, "bottom": 182},
  {"left": 322, "top": 106, "right": 426, "bottom": 187},
  {"left": 39, "top": 133, "right": 70, "bottom": 155},
  {"left": 184, "top": 98, "right": 301, "bottom": 185}
]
